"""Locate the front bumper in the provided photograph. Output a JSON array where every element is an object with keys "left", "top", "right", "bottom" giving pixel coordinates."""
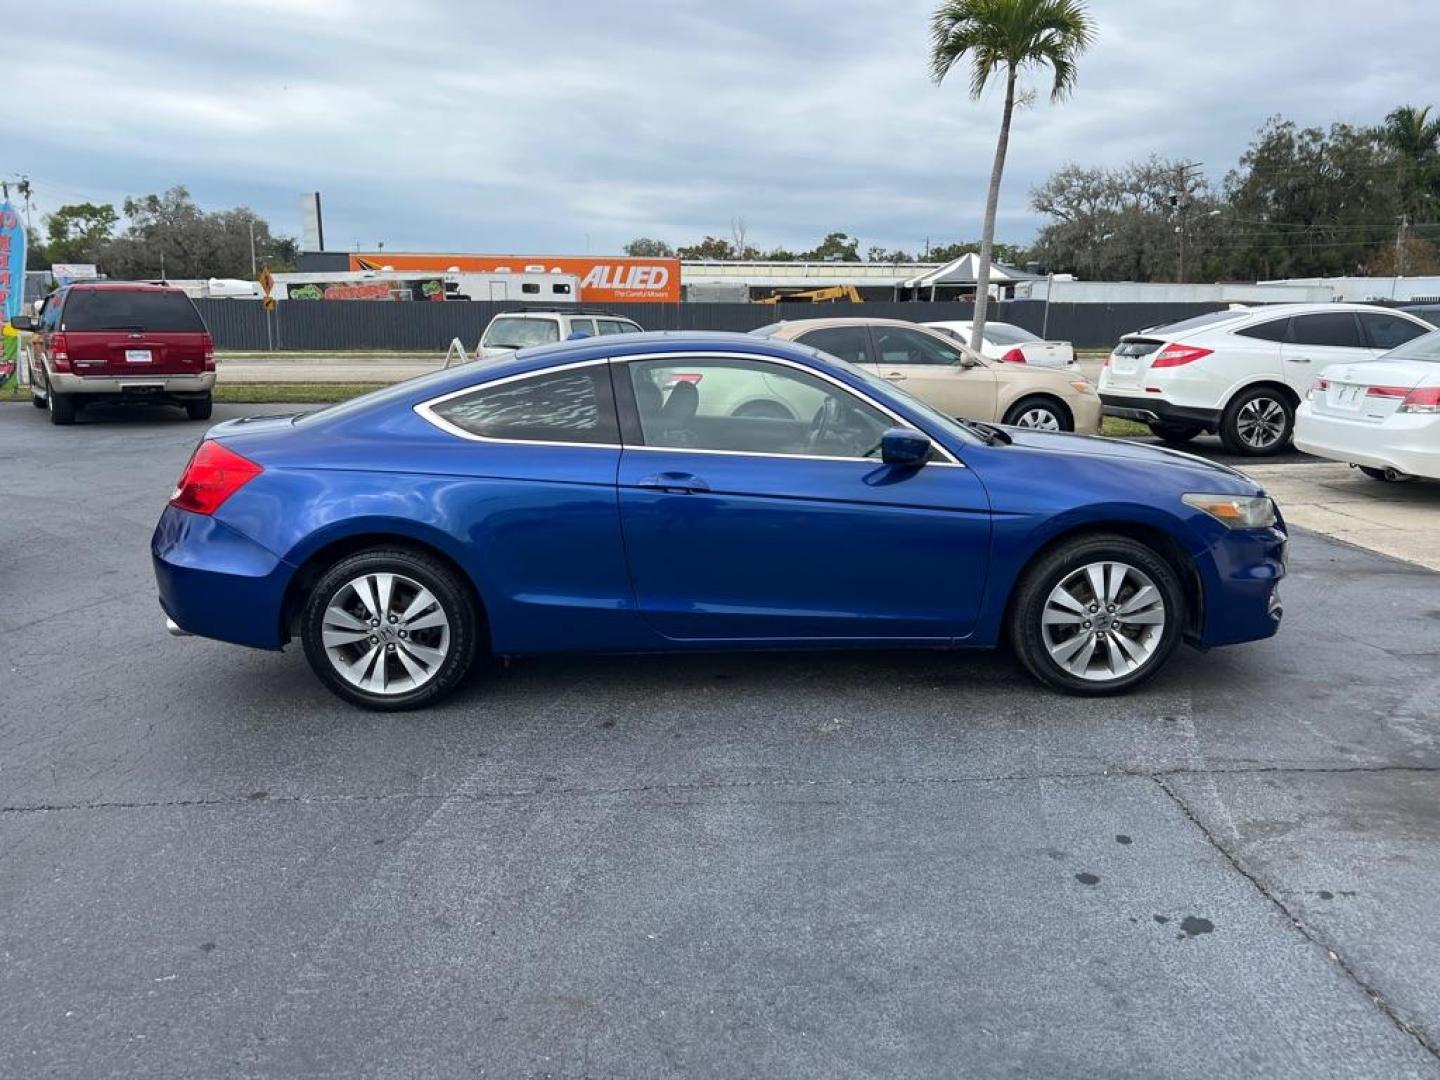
[
  {"left": 1196, "top": 523, "right": 1288, "bottom": 647},
  {"left": 1295, "top": 407, "right": 1440, "bottom": 480},
  {"left": 52, "top": 371, "right": 215, "bottom": 397},
  {"left": 1101, "top": 393, "right": 1221, "bottom": 431},
  {"left": 152, "top": 505, "right": 292, "bottom": 650},
  {"left": 1069, "top": 391, "right": 1104, "bottom": 434}
]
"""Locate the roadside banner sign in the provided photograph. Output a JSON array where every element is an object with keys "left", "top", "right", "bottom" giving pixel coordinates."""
[{"left": 0, "top": 201, "right": 25, "bottom": 386}]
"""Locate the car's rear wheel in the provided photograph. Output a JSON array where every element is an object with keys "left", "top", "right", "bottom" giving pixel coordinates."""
[
  {"left": 186, "top": 394, "right": 213, "bottom": 421},
  {"left": 1008, "top": 534, "right": 1185, "bottom": 695},
  {"left": 48, "top": 388, "right": 76, "bottom": 426},
  {"left": 1219, "top": 387, "right": 1293, "bottom": 456},
  {"left": 1146, "top": 420, "right": 1203, "bottom": 445},
  {"left": 1002, "top": 395, "right": 1072, "bottom": 432},
  {"left": 301, "top": 549, "right": 479, "bottom": 711}
]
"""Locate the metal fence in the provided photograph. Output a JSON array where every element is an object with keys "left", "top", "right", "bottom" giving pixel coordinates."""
[{"left": 195, "top": 298, "right": 1230, "bottom": 352}]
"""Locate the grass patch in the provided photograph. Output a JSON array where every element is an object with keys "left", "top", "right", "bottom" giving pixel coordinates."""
[
  {"left": 215, "top": 382, "right": 387, "bottom": 404},
  {"left": 1101, "top": 416, "right": 1150, "bottom": 438}
]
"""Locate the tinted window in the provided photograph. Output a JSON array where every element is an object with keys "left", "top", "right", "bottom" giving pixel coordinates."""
[
  {"left": 796, "top": 326, "right": 870, "bottom": 366},
  {"left": 521, "top": 283, "right": 540, "bottom": 294},
  {"left": 873, "top": 326, "right": 967, "bottom": 367},
  {"left": 595, "top": 319, "right": 630, "bottom": 336},
  {"left": 430, "top": 366, "right": 618, "bottom": 444},
  {"left": 62, "top": 289, "right": 205, "bottom": 333},
  {"left": 1235, "top": 318, "right": 1291, "bottom": 343},
  {"left": 567, "top": 318, "right": 596, "bottom": 337},
  {"left": 982, "top": 323, "right": 1041, "bottom": 345},
  {"left": 1290, "top": 312, "right": 1362, "bottom": 348},
  {"left": 482, "top": 317, "right": 560, "bottom": 348},
  {"left": 627, "top": 357, "right": 890, "bottom": 459},
  {"left": 1359, "top": 313, "right": 1429, "bottom": 351},
  {"left": 551, "top": 282, "right": 572, "bottom": 294},
  {"left": 40, "top": 293, "right": 63, "bottom": 331}
]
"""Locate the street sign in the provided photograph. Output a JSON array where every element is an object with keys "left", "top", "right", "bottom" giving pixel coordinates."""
[
  {"left": 263, "top": 296, "right": 277, "bottom": 312},
  {"left": 258, "top": 267, "right": 275, "bottom": 298}
]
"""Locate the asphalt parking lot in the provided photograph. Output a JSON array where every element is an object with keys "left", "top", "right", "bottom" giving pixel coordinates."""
[{"left": 3, "top": 402, "right": 1439, "bottom": 1079}]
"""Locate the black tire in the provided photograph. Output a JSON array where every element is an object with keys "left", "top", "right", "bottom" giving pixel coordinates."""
[
  {"left": 1008, "top": 534, "right": 1186, "bottom": 696},
  {"left": 300, "top": 548, "right": 480, "bottom": 711},
  {"left": 1358, "top": 466, "right": 1413, "bottom": 483},
  {"left": 1146, "top": 420, "right": 1203, "bottom": 445},
  {"left": 1219, "top": 386, "right": 1294, "bottom": 456},
  {"left": 1002, "top": 395, "right": 1073, "bottom": 432},
  {"left": 31, "top": 390, "right": 45, "bottom": 409},
  {"left": 48, "top": 389, "right": 76, "bottom": 426},
  {"left": 186, "top": 394, "right": 214, "bottom": 421}
]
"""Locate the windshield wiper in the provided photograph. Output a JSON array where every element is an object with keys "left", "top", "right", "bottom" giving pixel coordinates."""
[{"left": 954, "top": 417, "right": 1011, "bottom": 445}]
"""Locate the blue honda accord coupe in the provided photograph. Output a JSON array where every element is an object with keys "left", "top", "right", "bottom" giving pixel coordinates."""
[{"left": 152, "top": 331, "right": 1286, "bottom": 710}]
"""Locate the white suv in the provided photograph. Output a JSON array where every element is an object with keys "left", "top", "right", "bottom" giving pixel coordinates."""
[
  {"left": 477, "top": 309, "right": 642, "bottom": 360},
  {"left": 1098, "top": 303, "right": 1435, "bottom": 455}
]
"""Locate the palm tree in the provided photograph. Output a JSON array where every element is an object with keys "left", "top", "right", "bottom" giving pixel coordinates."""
[
  {"left": 929, "top": 0, "right": 1094, "bottom": 350},
  {"left": 1380, "top": 105, "right": 1440, "bottom": 275}
]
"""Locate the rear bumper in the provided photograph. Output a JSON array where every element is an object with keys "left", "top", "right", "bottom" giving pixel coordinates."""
[
  {"left": 1101, "top": 394, "right": 1220, "bottom": 430},
  {"left": 151, "top": 505, "right": 291, "bottom": 649},
  {"left": 1295, "top": 408, "right": 1440, "bottom": 479},
  {"left": 51, "top": 371, "right": 215, "bottom": 397}
]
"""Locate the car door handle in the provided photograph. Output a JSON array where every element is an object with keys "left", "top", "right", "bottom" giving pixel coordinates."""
[
  {"left": 1286, "top": 356, "right": 1311, "bottom": 364},
  {"left": 637, "top": 472, "right": 710, "bottom": 494},
  {"left": 884, "top": 372, "right": 908, "bottom": 380}
]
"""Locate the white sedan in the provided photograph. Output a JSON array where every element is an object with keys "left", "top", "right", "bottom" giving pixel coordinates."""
[
  {"left": 926, "top": 320, "right": 1076, "bottom": 368},
  {"left": 1296, "top": 329, "right": 1440, "bottom": 481}
]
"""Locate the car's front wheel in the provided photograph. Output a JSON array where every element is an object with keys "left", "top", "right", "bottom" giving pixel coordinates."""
[
  {"left": 300, "top": 548, "right": 480, "bottom": 711},
  {"left": 1008, "top": 534, "right": 1185, "bottom": 695},
  {"left": 1002, "top": 395, "right": 1072, "bottom": 432},
  {"left": 1219, "top": 387, "right": 1293, "bottom": 456}
]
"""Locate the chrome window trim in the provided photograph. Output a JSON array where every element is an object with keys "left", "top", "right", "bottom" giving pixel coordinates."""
[{"left": 413, "top": 350, "right": 964, "bottom": 466}]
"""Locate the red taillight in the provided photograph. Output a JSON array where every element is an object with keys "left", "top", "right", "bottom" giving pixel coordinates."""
[
  {"left": 1151, "top": 343, "right": 1213, "bottom": 368},
  {"left": 1365, "top": 385, "right": 1410, "bottom": 399},
  {"left": 1307, "top": 376, "right": 1330, "bottom": 401},
  {"left": 203, "top": 332, "right": 215, "bottom": 371},
  {"left": 51, "top": 332, "right": 71, "bottom": 372},
  {"left": 169, "top": 441, "right": 262, "bottom": 515},
  {"left": 1399, "top": 386, "right": 1440, "bottom": 414},
  {"left": 1000, "top": 348, "right": 1027, "bottom": 364}
]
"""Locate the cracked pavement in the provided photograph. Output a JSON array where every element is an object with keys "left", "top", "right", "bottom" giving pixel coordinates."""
[{"left": 2, "top": 402, "right": 1439, "bottom": 1078}]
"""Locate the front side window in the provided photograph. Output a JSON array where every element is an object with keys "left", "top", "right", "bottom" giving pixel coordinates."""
[
  {"left": 428, "top": 366, "right": 618, "bottom": 445},
  {"left": 1290, "top": 312, "right": 1362, "bottom": 349},
  {"left": 482, "top": 317, "right": 560, "bottom": 349},
  {"left": 1360, "top": 313, "right": 1429, "bottom": 351},
  {"left": 626, "top": 357, "right": 891, "bottom": 459},
  {"left": 873, "top": 326, "right": 967, "bottom": 367},
  {"left": 796, "top": 326, "right": 870, "bottom": 366}
]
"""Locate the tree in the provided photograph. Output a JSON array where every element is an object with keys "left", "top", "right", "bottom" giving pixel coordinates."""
[
  {"left": 868, "top": 245, "right": 917, "bottom": 262},
  {"left": 101, "top": 186, "right": 297, "bottom": 279},
  {"left": 675, "top": 235, "right": 739, "bottom": 260},
  {"left": 1380, "top": 104, "right": 1440, "bottom": 274},
  {"left": 802, "top": 232, "right": 861, "bottom": 262},
  {"left": 623, "top": 237, "right": 675, "bottom": 257},
  {"left": 44, "top": 202, "right": 119, "bottom": 265},
  {"left": 929, "top": 0, "right": 1094, "bottom": 348}
]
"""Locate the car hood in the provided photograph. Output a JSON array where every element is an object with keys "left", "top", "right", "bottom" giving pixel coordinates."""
[{"left": 998, "top": 428, "right": 1262, "bottom": 492}]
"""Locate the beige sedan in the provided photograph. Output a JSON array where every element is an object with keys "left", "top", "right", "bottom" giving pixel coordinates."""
[{"left": 753, "top": 317, "right": 1101, "bottom": 433}]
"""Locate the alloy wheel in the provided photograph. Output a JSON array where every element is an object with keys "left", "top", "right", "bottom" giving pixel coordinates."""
[
  {"left": 321, "top": 572, "right": 451, "bottom": 695},
  {"left": 1235, "top": 396, "right": 1286, "bottom": 450},
  {"left": 1014, "top": 406, "right": 1061, "bottom": 430},
  {"left": 1040, "top": 561, "right": 1167, "bottom": 682}
]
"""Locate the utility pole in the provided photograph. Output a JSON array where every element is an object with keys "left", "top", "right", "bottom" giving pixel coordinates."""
[
  {"left": 1172, "top": 162, "right": 1204, "bottom": 283},
  {"left": 1396, "top": 213, "right": 1409, "bottom": 277},
  {"left": 249, "top": 218, "right": 258, "bottom": 278}
]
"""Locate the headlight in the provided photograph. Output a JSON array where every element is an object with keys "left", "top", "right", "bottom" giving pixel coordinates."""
[
  {"left": 1182, "top": 493, "right": 1278, "bottom": 528},
  {"left": 1069, "top": 379, "right": 1094, "bottom": 394}
]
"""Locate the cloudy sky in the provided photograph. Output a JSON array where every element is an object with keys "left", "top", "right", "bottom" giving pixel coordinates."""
[{"left": 10, "top": 0, "right": 1436, "bottom": 257}]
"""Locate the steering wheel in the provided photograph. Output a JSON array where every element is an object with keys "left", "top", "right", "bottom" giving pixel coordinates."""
[{"left": 808, "top": 397, "right": 842, "bottom": 448}]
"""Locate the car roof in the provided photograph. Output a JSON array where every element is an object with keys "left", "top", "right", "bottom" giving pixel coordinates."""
[
  {"left": 756, "top": 317, "right": 946, "bottom": 337},
  {"left": 1227, "top": 302, "right": 1428, "bottom": 319},
  {"left": 490, "top": 308, "right": 634, "bottom": 319},
  {"left": 63, "top": 281, "right": 188, "bottom": 293}
]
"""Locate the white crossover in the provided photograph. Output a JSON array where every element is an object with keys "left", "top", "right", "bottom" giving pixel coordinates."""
[
  {"left": 1098, "top": 304, "right": 1435, "bottom": 456},
  {"left": 1295, "top": 329, "right": 1440, "bottom": 481},
  {"left": 926, "top": 320, "right": 1077, "bottom": 369}
]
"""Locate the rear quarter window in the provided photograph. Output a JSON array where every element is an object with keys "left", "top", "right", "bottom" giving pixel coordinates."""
[
  {"left": 62, "top": 290, "right": 206, "bottom": 333},
  {"left": 1235, "top": 318, "right": 1291, "bottom": 343},
  {"left": 427, "top": 366, "right": 619, "bottom": 445}
]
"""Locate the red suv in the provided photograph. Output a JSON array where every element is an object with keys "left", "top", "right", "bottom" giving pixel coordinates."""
[{"left": 12, "top": 283, "right": 216, "bottom": 425}]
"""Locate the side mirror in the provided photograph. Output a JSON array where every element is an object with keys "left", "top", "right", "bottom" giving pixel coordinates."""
[
  {"left": 9, "top": 315, "right": 36, "bottom": 332},
  {"left": 958, "top": 353, "right": 982, "bottom": 369},
  {"left": 880, "top": 427, "right": 931, "bottom": 467}
]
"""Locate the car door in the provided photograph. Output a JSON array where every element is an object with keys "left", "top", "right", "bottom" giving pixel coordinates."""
[
  {"left": 1281, "top": 312, "right": 1371, "bottom": 393},
  {"left": 613, "top": 353, "right": 992, "bottom": 642},
  {"left": 870, "top": 325, "right": 1000, "bottom": 420}
]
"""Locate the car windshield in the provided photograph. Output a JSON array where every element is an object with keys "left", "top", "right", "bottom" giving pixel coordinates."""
[
  {"left": 484, "top": 318, "right": 560, "bottom": 348},
  {"left": 983, "top": 323, "right": 1042, "bottom": 345},
  {"left": 62, "top": 289, "right": 205, "bottom": 332},
  {"left": 1145, "top": 310, "right": 1247, "bottom": 335},
  {"left": 1383, "top": 328, "right": 1440, "bottom": 362}
]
